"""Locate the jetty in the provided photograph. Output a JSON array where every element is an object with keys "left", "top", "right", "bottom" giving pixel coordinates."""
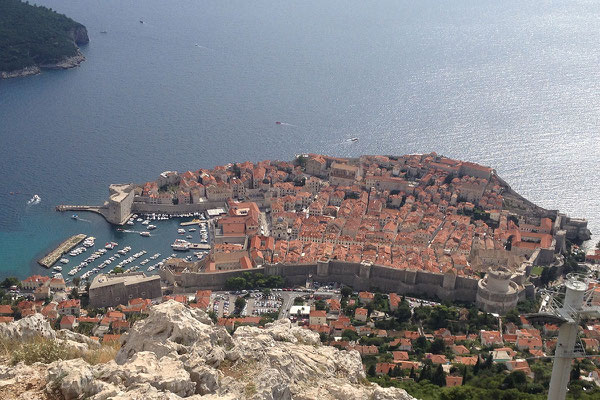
[
  {"left": 180, "top": 219, "right": 201, "bottom": 226},
  {"left": 38, "top": 234, "right": 86, "bottom": 268},
  {"left": 189, "top": 243, "right": 211, "bottom": 250}
]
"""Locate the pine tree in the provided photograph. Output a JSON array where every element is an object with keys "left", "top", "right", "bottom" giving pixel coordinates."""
[
  {"left": 409, "top": 367, "right": 417, "bottom": 380},
  {"left": 368, "top": 364, "right": 376, "bottom": 377},
  {"left": 432, "top": 364, "right": 446, "bottom": 386},
  {"left": 473, "top": 357, "right": 481, "bottom": 375}
]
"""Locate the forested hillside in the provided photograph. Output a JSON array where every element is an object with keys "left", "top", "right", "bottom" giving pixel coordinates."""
[{"left": 0, "top": 0, "right": 88, "bottom": 72}]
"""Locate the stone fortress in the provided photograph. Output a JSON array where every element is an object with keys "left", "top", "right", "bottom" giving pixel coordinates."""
[{"left": 81, "top": 153, "right": 591, "bottom": 314}]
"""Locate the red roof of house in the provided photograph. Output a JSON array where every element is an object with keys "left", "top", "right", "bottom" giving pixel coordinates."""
[
  {"left": 60, "top": 315, "right": 76, "bottom": 326},
  {"left": 103, "top": 334, "right": 121, "bottom": 343},
  {"left": 0, "top": 305, "right": 13, "bottom": 315},
  {"left": 58, "top": 299, "right": 80, "bottom": 309},
  {"left": 310, "top": 310, "right": 327, "bottom": 318}
]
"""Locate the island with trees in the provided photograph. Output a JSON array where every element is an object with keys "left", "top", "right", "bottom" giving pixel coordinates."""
[{"left": 0, "top": 0, "right": 89, "bottom": 79}]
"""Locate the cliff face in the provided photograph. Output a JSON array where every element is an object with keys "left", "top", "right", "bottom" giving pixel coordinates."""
[
  {"left": 69, "top": 25, "right": 89, "bottom": 46},
  {"left": 0, "top": 301, "right": 415, "bottom": 400}
]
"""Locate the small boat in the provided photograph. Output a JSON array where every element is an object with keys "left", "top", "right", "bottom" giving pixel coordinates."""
[
  {"left": 186, "top": 235, "right": 193, "bottom": 239},
  {"left": 275, "top": 121, "right": 282, "bottom": 125},
  {"left": 147, "top": 224, "right": 157, "bottom": 230},
  {"left": 60, "top": 258, "right": 69, "bottom": 264},
  {"left": 177, "top": 228, "right": 186, "bottom": 234},
  {"left": 188, "top": 228, "right": 196, "bottom": 232},
  {"left": 100, "top": 30, "right": 107, "bottom": 34},
  {"left": 27, "top": 194, "right": 41, "bottom": 205},
  {"left": 71, "top": 214, "right": 78, "bottom": 219},
  {"left": 349, "top": 137, "right": 359, "bottom": 142},
  {"left": 140, "top": 231, "right": 150, "bottom": 237},
  {"left": 53, "top": 266, "right": 63, "bottom": 272},
  {"left": 117, "top": 228, "right": 125, "bottom": 232},
  {"left": 139, "top": 20, "right": 144, "bottom": 24}
]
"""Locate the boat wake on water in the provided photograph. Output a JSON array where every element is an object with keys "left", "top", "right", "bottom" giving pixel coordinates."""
[{"left": 26, "top": 194, "right": 41, "bottom": 205}]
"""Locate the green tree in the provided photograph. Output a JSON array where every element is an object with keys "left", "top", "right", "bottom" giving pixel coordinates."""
[
  {"left": 341, "top": 329, "right": 359, "bottom": 341},
  {"left": 431, "top": 364, "right": 446, "bottom": 386},
  {"left": 570, "top": 362, "right": 581, "bottom": 382},
  {"left": 430, "top": 338, "right": 446, "bottom": 354},
  {"left": 225, "top": 277, "right": 247, "bottom": 291},
  {"left": 341, "top": 286, "right": 353, "bottom": 298},
  {"left": 234, "top": 297, "right": 246, "bottom": 313},
  {"left": 314, "top": 300, "right": 327, "bottom": 311},
  {"left": 394, "top": 301, "right": 412, "bottom": 323},
  {"left": 1, "top": 277, "right": 20, "bottom": 288},
  {"left": 502, "top": 370, "right": 527, "bottom": 390},
  {"left": 367, "top": 364, "right": 376, "bottom": 377}
]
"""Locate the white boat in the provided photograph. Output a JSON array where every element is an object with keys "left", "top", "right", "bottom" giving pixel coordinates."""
[
  {"left": 177, "top": 228, "right": 186, "bottom": 234},
  {"left": 137, "top": 218, "right": 143, "bottom": 222},
  {"left": 171, "top": 239, "right": 191, "bottom": 251},
  {"left": 142, "top": 220, "right": 150, "bottom": 225},
  {"left": 140, "top": 231, "right": 151, "bottom": 237},
  {"left": 147, "top": 224, "right": 157, "bottom": 230},
  {"left": 188, "top": 228, "right": 196, "bottom": 232},
  {"left": 60, "top": 258, "right": 69, "bottom": 264},
  {"left": 186, "top": 235, "right": 193, "bottom": 239},
  {"left": 27, "top": 194, "right": 41, "bottom": 205},
  {"left": 53, "top": 266, "right": 63, "bottom": 272},
  {"left": 127, "top": 221, "right": 135, "bottom": 225}
]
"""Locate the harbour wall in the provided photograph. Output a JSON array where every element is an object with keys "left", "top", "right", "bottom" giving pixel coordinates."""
[
  {"left": 165, "top": 260, "right": 479, "bottom": 302},
  {"left": 131, "top": 201, "right": 227, "bottom": 214}
]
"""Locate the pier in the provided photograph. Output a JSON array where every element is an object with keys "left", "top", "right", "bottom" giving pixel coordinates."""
[
  {"left": 189, "top": 243, "right": 211, "bottom": 250},
  {"left": 180, "top": 219, "right": 201, "bottom": 226},
  {"left": 56, "top": 204, "right": 104, "bottom": 213},
  {"left": 38, "top": 234, "right": 87, "bottom": 268}
]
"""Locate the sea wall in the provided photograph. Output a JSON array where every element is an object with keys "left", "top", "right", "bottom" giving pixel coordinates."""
[{"left": 132, "top": 201, "right": 226, "bottom": 214}]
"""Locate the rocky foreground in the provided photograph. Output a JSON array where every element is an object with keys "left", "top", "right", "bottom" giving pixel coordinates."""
[{"left": 0, "top": 301, "right": 414, "bottom": 400}]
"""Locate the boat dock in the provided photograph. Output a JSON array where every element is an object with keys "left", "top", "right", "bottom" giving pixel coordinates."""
[
  {"left": 38, "top": 234, "right": 87, "bottom": 268},
  {"left": 180, "top": 219, "right": 201, "bottom": 226},
  {"left": 189, "top": 243, "right": 211, "bottom": 250}
]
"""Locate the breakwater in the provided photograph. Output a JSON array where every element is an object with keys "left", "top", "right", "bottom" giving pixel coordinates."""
[{"left": 38, "top": 234, "right": 86, "bottom": 268}]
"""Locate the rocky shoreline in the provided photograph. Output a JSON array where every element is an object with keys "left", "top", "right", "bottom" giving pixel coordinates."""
[
  {"left": 1, "top": 25, "right": 88, "bottom": 80},
  {"left": 0, "top": 51, "right": 86, "bottom": 79}
]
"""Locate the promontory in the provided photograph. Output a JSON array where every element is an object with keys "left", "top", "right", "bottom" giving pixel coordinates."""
[{"left": 0, "top": 0, "right": 89, "bottom": 79}]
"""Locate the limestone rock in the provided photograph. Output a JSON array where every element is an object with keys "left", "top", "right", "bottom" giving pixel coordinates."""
[
  {"left": 0, "top": 314, "right": 55, "bottom": 340},
  {"left": 116, "top": 300, "right": 231, "bottom": 364},
  {"left": 0, "top": 300, "right": 415, "bottom": 400},
  {"left": 57, "top": 329, "right": 100, "bottom": 349},
  {"left": 47, "top": 359, "right": 116, "bottom": 400},
  {"left": 109, "top": 352, "right": 195, "bottom": 397},
  {"left": 0, "top": 362, "right": 47, "bottom": 400}
]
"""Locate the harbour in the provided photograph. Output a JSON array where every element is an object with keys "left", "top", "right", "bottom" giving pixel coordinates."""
[{"left": 37, "top": 233, "right": 87, "bottom": 268}]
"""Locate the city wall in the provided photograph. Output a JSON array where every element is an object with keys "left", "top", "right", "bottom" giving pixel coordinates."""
[{"left": 165, "top": 259, "right": 479, "bottom": 302}]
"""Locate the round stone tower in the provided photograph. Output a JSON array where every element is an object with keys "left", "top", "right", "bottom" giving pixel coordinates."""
[{"left": 476, "top": 267, "right": 519, "bottom": 314}]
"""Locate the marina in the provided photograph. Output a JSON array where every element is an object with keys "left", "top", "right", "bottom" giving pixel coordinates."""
[{"left": 37, "top": 233, "right": 87, "bottom": 268}]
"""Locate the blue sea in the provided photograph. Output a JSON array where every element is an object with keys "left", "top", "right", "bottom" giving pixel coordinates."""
[{"left": 0, "top": 0, "right": 599, "bottom": 280}]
